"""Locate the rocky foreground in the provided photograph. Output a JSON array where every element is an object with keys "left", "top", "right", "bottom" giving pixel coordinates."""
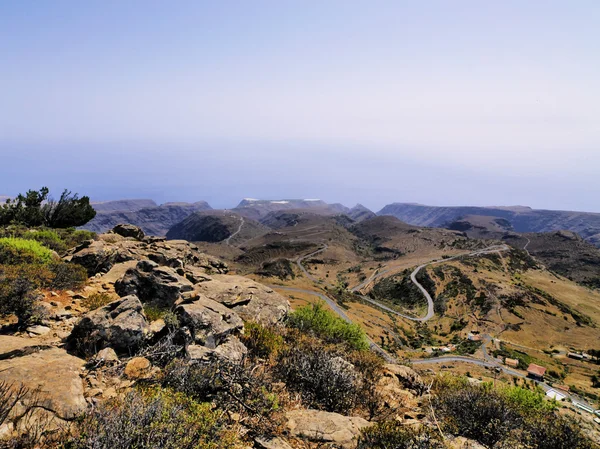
[{"left": 1, "top": 224, "right": 489, "bottom": 448}]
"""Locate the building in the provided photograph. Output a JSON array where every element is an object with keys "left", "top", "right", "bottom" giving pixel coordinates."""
[
  {"left": 553, "top": 384, "right": 570, "bottom": 393},
  {"left": 527, "top": 363, "right": 546, "bottom": 381},
  {"left": 567, "top": 352, "right": 584, "bottom": 360},
  {"left": 504, "top": 358, "right": 519, "bottom": 368},
  {"left": 468, "top": 333, "right": 482, "bottom": 342}
]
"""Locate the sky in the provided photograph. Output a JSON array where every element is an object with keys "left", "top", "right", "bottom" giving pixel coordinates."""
[{"left": 1, "top": 1, "right": 599, "bottom": 212}]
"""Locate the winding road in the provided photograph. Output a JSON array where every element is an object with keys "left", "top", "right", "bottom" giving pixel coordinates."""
[
  {"left": 224, "top": 216, "right": 244, "bottom": 246},
  {"left": 269, "top": 243, "right": 597, "bottom": 412}
]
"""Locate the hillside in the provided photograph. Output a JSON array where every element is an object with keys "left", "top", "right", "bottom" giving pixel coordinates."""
[
  {"left": 379, "top": 202, "right": 600, "bottom": 247},
  {"left": 83, "top": 201, "right": 212, "bottom": 235},
  {"left": 166, "top": 210, "right": 268, "bottom": 244},
  {"left": 347, "top": 204, "right": 377, "bottom": 222}
]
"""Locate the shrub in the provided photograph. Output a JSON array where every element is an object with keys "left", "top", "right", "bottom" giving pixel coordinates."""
[
  {"left": 0, "top": 237, "right": 55, "bottom": 265},
  {"left": 287, "top": 302, "right": 369, "bottom": 350},
  {"left": 241, "top": 321, "right": 285, "bottom": 359},
  {"left": 63, "top": 387, "right": 241, "bottom": 449},
  {"left": 357, "top": 421, "right": 445, "bottom": 449},
  {"left": 276, "top": 337, "right": 361, "bottom": 413},
  {"left": 143, "top": 304, "right": 170, "bottom": 322},
  {"left": 21, "top": 229, "right": 67, "bottom": 253},
  {"left": 48, "top": 261, "right": 87, "bottom": 290},
  {"left": 81, "top": 292, "right": 115, "bottom": 311},
  {"left": 0, "top": 264, "right": 52, "bottom": 325},
  {"left": 162, "top": 358, "right": 284, "bottom": 438}
]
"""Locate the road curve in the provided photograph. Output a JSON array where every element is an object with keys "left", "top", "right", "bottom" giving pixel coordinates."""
[
  {"left": 224, "top": 216, "right": 244, "bottom": 246},
  {"left": 352, "top": 244, "right": 510, "bottom": 322}
]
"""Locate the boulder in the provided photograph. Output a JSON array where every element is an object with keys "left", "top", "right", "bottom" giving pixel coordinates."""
[
  {"left": 67, "top": 240, "right": 125, "bottom": 276},
  {"left": 0, "top": 347, "right": 86, "bottom": 420},
  {"left": 285, "top": 409, "right": 371, "bottom": 449},
  {"left": 187, "top": 336, "right": 248, "bottom": 363},
  {"left": 124, "top": 357, "right": 153, "bottom": 380},
  {"left": 115, "top": 260, "right": 194, "bottom": 307},
  {"left": 68, "top": 295, "right": 149, "bottom": 355},
  {"left": 382, "top": 364, "right": 427, "bottom": 395},
  {"left": 193, "top": 274, "right": 290, "bottom": 324},
  {"left": 175, "top": 297, "right": 243, "bottom": 347},
  {"left": 0, "top": 336, "right": 49, "bottom": 358},
  {"left": 112, "top": 224, "right": 145, "bottom": 241}
]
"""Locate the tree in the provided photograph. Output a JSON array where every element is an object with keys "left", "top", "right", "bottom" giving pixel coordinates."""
[
  {"left": 0, "top": 187, "right": 96, "bottom": 228},
  {"left": 42, "top": 189, "right": 96, "bottom": 228}
]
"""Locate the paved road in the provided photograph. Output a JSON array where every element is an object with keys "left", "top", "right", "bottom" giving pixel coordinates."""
[
  {"left": 224, "top": 216, "right": 244, "bottom": 246},
  {"left": 352, "top": 244, "right": 510, "bottom": 322}
]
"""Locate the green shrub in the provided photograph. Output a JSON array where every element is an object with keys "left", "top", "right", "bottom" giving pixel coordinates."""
[
  {"left": 64, "top": 387, "right": 241, "bottom": 449},
  {"left": 287, "top": 302, "right": 369, "bottom": 350},
  {"left": 22, "top": 229, "right": 67, "bottom": 253},
  {"left": 0, "top": 264, "right": 53, "bottom": 324},
  {"left": 81, "top": 292, "right": 115, "bottom": 311},
  {"left": 143, "top": 304, "right": 170, "bottom": 322},
  {"left": 48, "top": 261, "right": 87, "bottom": 290},
  {"left": 241, "top": 321, "right": 285, "bottom": 359},
  {"left": 0, "top": 237, "right": 55, "bottom": 265}
]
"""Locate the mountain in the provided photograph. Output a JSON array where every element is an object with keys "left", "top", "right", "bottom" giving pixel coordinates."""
[
  {"left": 447, "top": 215, "right": 514, "bottom": 240},
  {"left": 347, "top": 204, "right": 376, "bottom": 222},
  {"left": 166, "top": 210, "right": 268, "bottom": 243},
  {"left": 378, "top": 202, "right": 600, "bottom": 247},
  {"left": 90, "top": 199, "right": 157, "bottom": 212},
  {"left": 83, "top": 201, "right": 212, "bottom": 235},
  {"left": 232, "top": 198, "right": 349, "bottom": 221}
]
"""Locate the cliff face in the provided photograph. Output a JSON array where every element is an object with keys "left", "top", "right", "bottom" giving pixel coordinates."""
[
  {"left": 378, "top": 203, "right": 600, "bottom": 247},
  {"left": 83, "top": 201, "right": 212, "bottom": 236}
]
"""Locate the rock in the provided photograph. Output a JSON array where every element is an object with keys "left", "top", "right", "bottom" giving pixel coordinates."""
[
  {"left": 0, "top": 347, "right": 86, "bottom": 419},
  {"left": 66, "top": 233, "right": 228, "bottom": 276},
  {"left": 255, "top": 436, "right": 294, "bottom": 449},
  {"left": 383, "top": 364, "right": 427, "bottom": 395},
  {"left": 285, "top": 409, "right": 371, "bottom": 449},
  {"left": 92, "top": 347, "right": 119, "bottom": 365},
  {"left": 0, "top": 336, "right": 50, "bottom": 358},
  {"left": 26, "top": 325, "right": 51, "bottom": 336},
  {"left": 175, "top": 297, "right": 243, "bottom": 347},
  {"left": 193, "top": 274, "right": 290, "bottom": 324},
  {"left": 188, "top": 336, "right": 248, "bottom": 363},
  {"left": 124, "top": 357, "right": 153, "bottom": 380},
  {"left": 115, "top": 260, "right": 194, "bottom": 307},
  {"left": 68, "top": 295, "right": 149, "bottom": 355},
  {"left": 112, "top": 224, "right": 145, "bottom": 240}
]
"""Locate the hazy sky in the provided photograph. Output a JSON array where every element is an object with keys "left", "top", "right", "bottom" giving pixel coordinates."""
[{"left": 1, "top": 1, "right": 599, "bottom": 212}]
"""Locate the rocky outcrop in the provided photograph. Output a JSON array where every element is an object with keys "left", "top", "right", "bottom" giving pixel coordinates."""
[
  {"left": 175, "top": 297, "right": 244, "bottom": 347},
  {"left": 193, "top": 274, "right": 290, "bottom": 324},
  {"left": 0, "top": 347, "right": 86, "bottom": 420},
  {"left": 382, "top": 364, "right": 427, "bottom": 396},
  {"left": 66, "top": 233, "right": 228, "bottom": 276},
  {"left": 68, "top": 295, "right": 149, "bottom": 354},
  {"left": 111, "top": 224, "right": 145, "bottom": 240},
  {"left": 115, "top": 260, "right": 194, "bottom": 307},
  {"left": 285, "top": 409, "right": 371, "bottom": 449},
  {"left": 187, "top": 336, "right": 247, "bottom": 363}
]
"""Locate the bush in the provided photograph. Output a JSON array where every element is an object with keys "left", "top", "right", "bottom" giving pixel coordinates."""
[
  {"left": 0, "top": 264, "right": 52, "bottom": 324},
  {"left": 276, "top": 336, "right": 361, "bottom": 413},
  {"left": 48, "top": 261, "right": 87, "bottom": 290},
  {"left": 63, "top": 387, "right": 241, "bottom": 449},
  {"left": 287, "top": 302, "right": 369, "bottom": 350},
  {"left": 0, "top": 237, "right": 55, "bottom": 265},
  {"left": 81, "top": 292, "right": 115, "bottom": 311},
  {"left": 433, "top": 377, "right": 597, "bottom": 449},
  {"left": 240, "top": 321, "right": 285, "bottom": 359},
  {"left": 357, "top": 421, "right": 445, "bottom": 449},
  {"left": 162, "top": 358, "right": 284, "bottom": 438}
]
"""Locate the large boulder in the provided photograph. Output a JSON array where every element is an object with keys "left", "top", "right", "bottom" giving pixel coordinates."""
[
  {"left": 0, "top": 347, "right": 86, "bottom": 420},
  {"left": 68, "top": 295, "right": 149, "bottom": 354},
  {"left": 193, "top": 274, "right": 290, "bottom": 324},
  {"left": 187, "top": 335, "right": 248, "bottom": 363},
  {"left": 67, "top": 240, "right": 133, "bottom": 276},
  {"left": 175, "top": 297, "right": 243, "bottom": 347},
  {"left": 382, "top": 364, "right": 427, "bottom": 396},
  {"left": 112, "top": 224, "right": 145, "bottom": 240},
  {"left": 285, "top": 409, "right": 371, "bottom": 449},
  {"left": 115, "top": 260, "right": 194, "bottom": 307}
]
